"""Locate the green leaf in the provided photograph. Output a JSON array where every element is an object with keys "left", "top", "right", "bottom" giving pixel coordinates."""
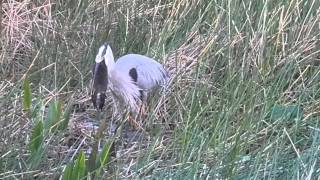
[
  {"left": 71, "top": 150, "right": 86, "bottom": 180},
  {"left": 90, "top": 140, "right": 114, "bottom": 177},
  {"left": 28, "top": 120, "right": 45, "bottom": 169},
  {"left": 97, "top": 141, "right": 113, "bottom": 167},
  {"left": 59, "top": 105, "right": 72, "bottom": 131},
  {"left": 31, "top": 98, "right": 42, "bottom": 119},
  {"left": 62, "top": 163, "right": 74, "bottom": 180},
  {"left": 29, "top": 146, "right": 44, "bottom": 169},
  {"left": 46, "top": 100, "right": 63, "bottom": 132},
  {"left": 87, "top": 143, "right": 98, "bottom": 173},
  {"left": 22, "top": 78, "right": 32, "bottom": 111},
  {"left": 269, "top": 104, "right": 303, "bottom": 121},
  {"left": 29, "top": 120, "right": 44, "bottom": 153}
]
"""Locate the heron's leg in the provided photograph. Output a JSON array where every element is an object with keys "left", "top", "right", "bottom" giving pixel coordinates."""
[
  {"left": 127, "top": 91, "right": 148, "bottom": 130},
  {"left": 128, "top": 114, "right": 145, "bottom": 131},
  {"left": 138, "top": 102, "right": 148, "bottom": 120},
  {"left": 138, "top": 91, "right": 148, "bottom": 120},
  {"left": 128, "top": 112, "right": 144, "bottom": 131}
]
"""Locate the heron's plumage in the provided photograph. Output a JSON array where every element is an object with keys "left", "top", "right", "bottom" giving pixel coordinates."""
[
  {"left": 108, "top": 68, "right": 142, "bottom": 113},
  {"left": 115, "top": 54, "right": 168, "bottom": 90},
  {"left": 92, "top": 43, "right": 169, "bottom": 114}
]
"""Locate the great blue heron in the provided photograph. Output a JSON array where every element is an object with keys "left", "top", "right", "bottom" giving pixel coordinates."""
[{"left": 91, "top": 43, "right": 169, "bottom": 127}]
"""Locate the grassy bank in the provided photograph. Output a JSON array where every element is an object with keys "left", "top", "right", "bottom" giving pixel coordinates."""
[{"left": 1, "top": 0, "right": 320, "bottom": 179}]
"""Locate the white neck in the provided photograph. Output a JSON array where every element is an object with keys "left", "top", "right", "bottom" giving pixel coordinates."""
[
  {"left": 104, "top": 45, "right": 115, "bottom": 76},
  {"left": 102, "top": 44, "right": 141, "bottom": 113}
]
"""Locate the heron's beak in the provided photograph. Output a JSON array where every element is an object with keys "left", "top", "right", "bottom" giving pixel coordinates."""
[{"left": 91, "top": 60, "right": 108, "bottom": 110}]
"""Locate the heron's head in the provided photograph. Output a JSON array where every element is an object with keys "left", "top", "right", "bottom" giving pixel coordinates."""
[{"left": 91, "top": 43, "right": 114, "bottom": 110}]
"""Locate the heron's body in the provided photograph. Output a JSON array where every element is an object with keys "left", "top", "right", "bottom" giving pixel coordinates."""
[
  {"left": 91, "top": 43, "right": 168, "bottom": 118},
  {"left": 108, "top": 54, "right": 168, "bottom": 113},
  {"left": 115, "top": 54, "right": 168, "bottom": 90}
]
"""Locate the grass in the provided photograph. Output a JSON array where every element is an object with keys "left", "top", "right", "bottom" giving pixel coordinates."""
[{"left": 1, "top": 0, "right": 320, "bottom": 179}]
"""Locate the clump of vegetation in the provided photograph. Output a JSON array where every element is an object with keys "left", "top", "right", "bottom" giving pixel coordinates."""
[{"left": 1, "top": 0, "right": 320, "bottom": 179}]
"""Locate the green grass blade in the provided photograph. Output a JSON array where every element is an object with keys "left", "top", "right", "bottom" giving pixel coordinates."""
[
  {"left": 22, "top": 78, "right": 32, "bottom": 111},
  {"left": 28, "top": 119, "right": 44, "bottom": 169},
  {"left": 59, "top": 104, "right": 72, "bottom": 131},
  {"left": 71, "top": 150, "right": 86, "bottom": 180},
  {"left": 46, "top": 100, "right": 63, "bottom": 132},
  {"left": 28, "top": 120, "right": 44, "bottom": 154},
  {"left": 62, "top": 163, "right": 74, "bottom": 180},
  {"left": 98, "top": 141, "right": 113, "bottom": 167}
]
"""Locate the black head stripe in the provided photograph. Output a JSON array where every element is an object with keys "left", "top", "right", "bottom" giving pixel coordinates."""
[
  {"left": 101, "top": 46, "right": 107, "bottom": 58},
  {"left": 93, "top": 60, "right": 108, "bottom": 92},
  {"left": 103, "top": 42, "right": 112, "bottom": 54},
  {"left": 129, "top": 68, "right": 138, "bottom": 82}
]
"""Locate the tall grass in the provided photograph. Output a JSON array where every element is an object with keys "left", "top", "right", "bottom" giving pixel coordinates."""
[{"left": 1, "top": 0, "right": 320, "bottom": 179}]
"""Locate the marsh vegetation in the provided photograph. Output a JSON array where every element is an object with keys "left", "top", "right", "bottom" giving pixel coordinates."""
[{"left": 1, "top": 0, "right": 320, "bottom": 179}]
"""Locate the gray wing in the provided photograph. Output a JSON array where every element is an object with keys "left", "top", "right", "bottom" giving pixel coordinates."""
[{"left": 115, "top": 54, "right": 169, "bottom": 90}]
